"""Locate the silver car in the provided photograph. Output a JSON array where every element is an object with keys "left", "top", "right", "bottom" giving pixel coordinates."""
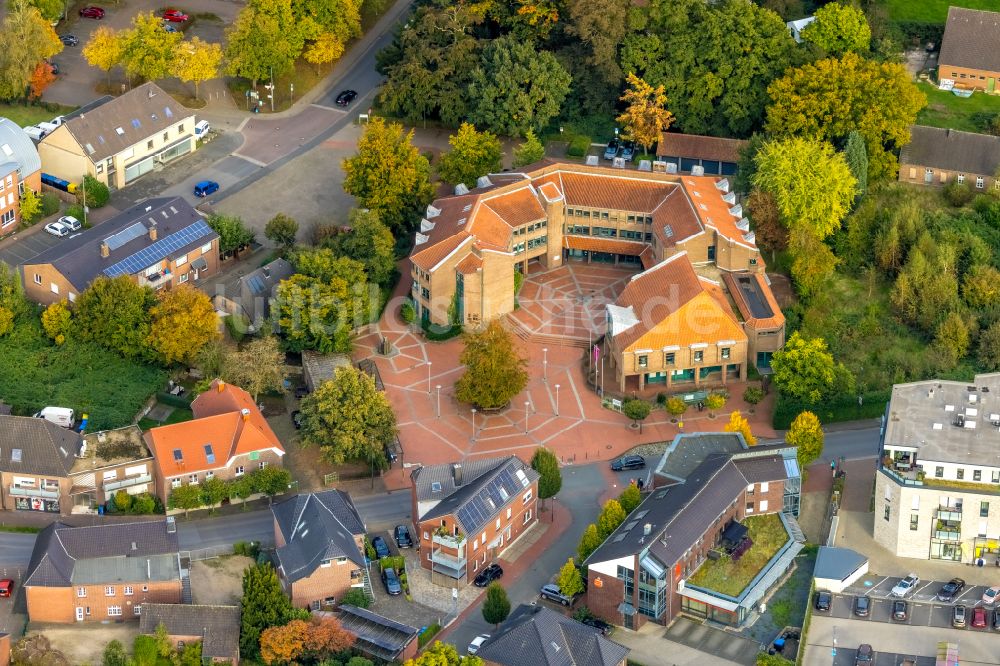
[{"left": 891, "top": 574, "right": 920, "bottom": 597}]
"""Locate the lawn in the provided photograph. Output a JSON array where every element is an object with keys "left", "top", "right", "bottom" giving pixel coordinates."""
[
  {"left": 0, "top": 102, "right": 77, "bottom": 128},
  {"left": 915, "top": 82, "right": 1000, "bottom": 133},
  {"left": 882, "top": 0, "right": 999, "bottom": 24},
  {"left": 687, "top": 514, "right": 789, "bottom": 598},
  {"left": 137, "top": 406, "right": 194, "bottom": 432}
]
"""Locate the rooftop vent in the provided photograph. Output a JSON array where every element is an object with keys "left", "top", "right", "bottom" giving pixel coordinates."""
[
  {"left": 426, "top": 205, "right": 441, "bottom": 219},
  {"left": 715, "top": 178, "right": 730, "bottom": 193},
  {"left": 131, "top": 541, "right": 137, "bottom": 551},
  {"left": 736, "top": 218, "right": 750, "bottom": 231},
  {"left": 928, "top": 388, "right": 935, "bottom": 398},
  {"left": 691, "top": 165, "right": 705, "bottom": 176},
  {"left": 240, "top": 408, "right": 250, "bottom": 421},
  {"left": 945, "top": 404, "right": 955, "bottom": 412},
  {"left": 933, "top": 423, "right": 943, "bottom": 430},
  {"left": 585, "top": 155, "right": 599, "bottom": 166},
  {"left": 722, "top": 191, "right": 737, "bottom": 205},
  {"left": 729, "top": 204, "right": 743, "bottom": 218},
  {"left": 452, "top": 463, "right": 463, "bottom": 486},
  {"left": 665, "top": 162, "right": 678, "bottom": 174},
  {"left": 454, "top": 183, "right": 469, "bottom": 195},
  {"left": 476, "top": 176, "right": 493, "bottom": 188},
  {"left": 970, "top": 393, "right": 979, "bottom": 404},
  {"left": 643, "top": 523, "right": 652, "bottom": 536}
]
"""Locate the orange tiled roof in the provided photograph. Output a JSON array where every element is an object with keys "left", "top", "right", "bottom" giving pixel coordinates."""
[
  {"left": 639, "top": 246, "right": 656, "bottom": 269},
  {"left": 456, "top": 254, "right": 483, "bottom": 274},
  {"left": 657, "top": 132, "right": 749, "bottom": 163},
  {"left": 558, "top": 172, "right": 675, "bottom": 212},
  {"left": 721, "top": 271, "right": 785, "bottom": 331},
  {"left": 468, "top": 204, "right": 513, "bottom": 251},
  {"left": 563, "top": 236, "right": 648, "bottom": 255},
  {"left": 411, "top": 232, "right": 473, "bottom": 271},
  {"left": 651, "top": 188, "right": 703, "bottom": 248},
  {"left": 683, "top": 176, "right": 755, "bottom": 248},
  {"left": 538, "top": 181, "right": 562, "bottom": 201},
  {"left": 482, "top": 187, "right": 546, "bottom": 228}
]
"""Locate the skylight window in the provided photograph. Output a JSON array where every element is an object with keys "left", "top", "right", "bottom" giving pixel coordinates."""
[
  {"left": 172, "top": 449, "right": 183, "bottom": 461},
  {"left": 11, "top": 449, "right": 22, "bottom": 462},
  {"left": 204, "top": 444, "right": 215, "bottom": 464},
  {"left": 431, "top": 482, "right": 442, "bottom": 493},
  {"left": 164, "top": 107, "right": 174, "bottom": 118},
  {"left": 131, "top": 119, "right": 141, "bottom": 129},
  {"left": 85, "top": 143, "right": 95, "bottom": 155},
  {"left": 115, "top": 127, "right": 125, "bottom": 136}
]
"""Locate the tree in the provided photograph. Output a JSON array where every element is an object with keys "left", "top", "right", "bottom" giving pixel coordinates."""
[
  {"left": 173, "top": 36, "right": 223, "bottom": 100},
  {"left": 530, "top": 447, "right": 562, "bottom": 514},
  {"left": 746, "top": 190, "right": 788, "bottom": 255},
  {"left": 756, "top": 653, "right": 794, "bottom": 666},
  {"left": 665, "top": 396, "right": 687, "bottom": 419},
  {"left": 978, "top": 321, "right": 1000, "bottom": 371},
  {"left": 617, "top": 483, "right": 642, "bottom": 514},
  {"left": 177, "top": 641, "right": 202, "bottom": 666},
  {"left": 616, "top": 73, "right": 675, "bottom": 156},
  {"left": 303, "top": 615, "right": 354, "bottom": 657},
  {"left": 304, "top": 32, "right": 344, "bottom": 75},
  {"left": 512, "top": 129, "right": 545, "bottom": 168},
  {"left": 79, "top": 174, "right": 110, "bottom": 208},
  {"left": 468, "top": 34, "right": 571, "bottom": 137},
  {"left": 934, "top": 311, "right": 970, "bottom": 367},
  {"left": 771, "top": 332, "right": 837, "bottom": 404},
  {"left": 438, "top": 123, "right": 503, "bottom": 187},
  {"left": 963, "top": 266, "right": 1000, "bottom": 309},
  {"left": 843, "top": 131, "right": 868, "bottom": 200},
  {"left": 724, "top": 410, "right": 757, "bottom": 446},
  {"left": 103, "top": 639, "right": 127, "bottom": 666},
  {"left": 340, "top": 588, "right": 371, "bottom": 609},
  {"left": 249, "top": 466, "right": 293, "bottom": 502},
  {"left": 83, "top": 26, "right": 124, "bottom": 85},
  {"left": 765, "top": 52, "right": 926, "bottom": 181},
  {"left": 455, "top": 321, "right": 529, "bottom": 409},
  {"left": 168, "top": 484, "right": 203, "bottom": 517},
  {"left": 230, "top": 475, "right": 255, "bottom": 509},
  {"left": 225, "top": 0, "right": 304, "bottom": 89},
  {"left": 113, "top": 489, "right": 133, "bottom": 512},
  {"left": 342, "top": 117, "right": 434, "bottom": 233},
  {"left": 788, "top": 229, "right": 839, "bottom": 298},
  {"left": 120, "top": 12, "right": 182, "bottom": 82},
  {"left": 75, "top": 276, "right": 154, "bottom": 359},
  {"left": 200, "top": 476, "right": 229, "bottom": 513},
  {"left": 18, "top": 188, "right": 42, "bottom": 224},
  {"left": 403, "top": 642, "right": 483, "bottom": 666},
  {"left": 293, "top": 0, "right": 361, "bottom": 46},
  {"left": 300, "top": 367, "right": 397, "bottom": 467},
  {"left": 28, "top": 60, "right": 55, "bottom": 100},
  {"left": 147, "top": 285, "right": 220, "bottom": 365},
  {"left": 622, "top": 398, "right": 651, "bottom": 432},
  {"left": 332, "top": 209, "right": 396, "bottom": 286},
  {"left": 274, "top": 268, "right": 375, "bottom": 353},
  {"left": 786, "top": 411, "right": 824, "bottom": 471},
  {"left": 743, "top": 386, "right": 765, "bottom": 407},
  {"left": 577, "top": 523, "right": 601, "bottom": 561},
  {"left": 0, "top": 263, "right": 27, "bottom": 319},
  {"left": 565, "top": 0, "right": 631, "bottom": 84},
  {"left": 153, "top": 623, "right": 172, "bottom": 659},
  {"left": 704, "top": 392, "right": 727, "bottom": 417},
  {"left": 207, "top": 214, "right": 255, "bottom": 256},
  {"left": 223, "top": 335, "right": 286, "bottom": 400},
  {"left": 557, "top": 558, "right": 585, "bottom": 598},
  {"left": 482, "top": 582, "right": 511, "bottom": 628},
  {"left": 132, "top": 634, "right": 160, "bottom": 666},
  {"left": 0, "top": 0, "right": 62, "bottom": 102},
  {"left": 0, "top": 307, "right": 13, "bottom": 337},
  {"left": 260, "top": 619, "right": 309, "bottom": 665},
  {"left": 26, "top": 0, "right": 62, "bottom": 22},
  {"left": 349, "top": 658, "right": 377, "bottom": 666},
  {"left": 241, "top": 563, "right": 301, "bottom": 660},
  {"left": 801, "top": 2, "right": 871, "bottom": 55},
  {"left": 265, "top": 213, "right": 299, "bottom": 250},
  {"left": 597, "top": 499, "right": 626, "bottom": 540}
]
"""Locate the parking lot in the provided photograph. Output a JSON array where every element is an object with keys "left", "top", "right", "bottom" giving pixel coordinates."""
[{"left": 830, "top": 647, "right": 933, "bottom": 666}]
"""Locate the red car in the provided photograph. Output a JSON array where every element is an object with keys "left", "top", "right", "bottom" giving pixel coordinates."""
[
  {"left": 162, "top": 9, "right": 189, "bottom": 22},
  {"left": 0, "top": 579, "right": 13, "bottom": 598},
  {"left": 78, "top": 6, "right": 104, "bottom": 18},
  {"left": 972, "top": 605, "right": 988, "bottom": 628}
]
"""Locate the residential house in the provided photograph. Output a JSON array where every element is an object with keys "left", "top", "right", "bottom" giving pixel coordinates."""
[
  {"left": 937, "top": 7, "right": 1000, "bottom": 92},
  {"left": 410, "top": 457, "right": 539, "bottom": 585},
  {"left": 234, "top": 257, "right": 293, "bottom": 331},
  {"left": 898, "top": 125, "right": 1000, "bottom": 191},
  {"left": 68, "top": 426, "right": 156, "bottom": 514},
  {"left": 36, "top": 83, "right": 197, "bottom": 190},
  {"left": 335, "top": 605, "right": 419, "bottom": 663},
  {"left": 655, "top": 132, "right": 748, "bottom": 177},
  {"left": 20, "top": 196, "right": 219, "bottom": 305},
  {"left": 145, "top": 379, "right": 285, "bottom": 507},
  {"left": 0, "top": 117, "right": 42, "bottom": 235},
  {"left": 875, "top": 373, "right": 1000, "bottom": 564},
  {"left": 302, "top": 351, "right": 351, "bottom": 393},
  {"left": 271, "top": 490, "right": 367, "bottom": 610},
  {"left": 785, "top": 16, "right": 816, "bottom": 43},
  {"left": 0, "top": 415, "right": 78, "bottom": 514},
  {"left": 140, "top": 604, "right": 241, "bottom": 664},
  {"left": 23, "top": 520, "right": 183, "bottom": 623},
  {"left": 476, "top": 604, "right": 630, "bottom": 666}
]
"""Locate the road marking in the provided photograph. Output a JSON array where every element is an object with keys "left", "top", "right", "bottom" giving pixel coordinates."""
[
  {"left": 230, "top": 153, "right": 268, "bottom": 168},
  {"left": 310, "top": 103, "right": 346, "bottom": 113}
]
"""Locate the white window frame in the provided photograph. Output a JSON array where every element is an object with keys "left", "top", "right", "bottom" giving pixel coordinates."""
[
  {"left": 760, "top": 482, "right": 769, "bottom": 493},
  {"left": 176, "top": 253, "right": 188, "bottom": 267},
  {"left": 179, "top": 273, "right": 188, "bottom": 283},
  {"left": 523, "top": 490, "right": 532, "bottom": 503},
  {"left": 201, "top": 242, "right": 213, "bottom": 255},
  {"left": 50, "top": 283, "right": 59, "bottom": 295},
  {"left": 235, "top": 465, "right": 245, "bottom": 476},
  {"left": 977, "top": 176, "right": 985, "bottom": 189},
  {"left": 134, "top": 605, "right": 142, "bottom": 616},
  {"left": 33, "top": 274, "right": 40, "bottom": 285},
  {"left": 77, "top": 587, "right": 86, "bottom": 598},
  {"left": 759, "top": 500, "right": 769, "bottom": 512},
  {"left": 105, "top": 586, "right": 115, "bottom": 596},
  {"left": 124, "top": 586, "right": 133, "bottom": 596},
  {"left": 108, "top": 606, "right": 122, "bottom": 617},
  {"left": 171, "top": 478, "right": 182, "bottom": 489}
]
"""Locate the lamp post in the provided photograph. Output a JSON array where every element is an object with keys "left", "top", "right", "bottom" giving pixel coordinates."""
[
  {"left": 290, "top": 82, "right": 294, "bottom": 105},
  {"left": 427, "top": 361, "right": 432, "bottom": 394},
  {"left": 524, "top": 401, "right": 530, "bottom": 433},
  {"left": 555, "top": 384, "right": 560, "bottom": 416},
  {"left": 543, "top": 347, "right": 548, "bottom": 383},
  {"left": 436, "top": 384, "right": 442, "bottom": 418},
  {"left": 471, "top": 408, "right": 477, "bottom": 440}
]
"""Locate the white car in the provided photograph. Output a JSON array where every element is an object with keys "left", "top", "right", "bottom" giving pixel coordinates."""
[
  {"left": 57, "top": 215, "right": 81, "bottom": 232},
  {"left": 194, "top": 120, "right": 211, "bottom": 138},
  {"left": 467, "top": 634, "right": 490, "bottom": 655},
  {"left": 983, "top": 585, "right": 1000, "bottom": 604},
  {"left": 43, "top": 221, "right": 69, "bottom": 237},
  {"left": 891, "top": 574, "right": 920, "bottom": 597}
]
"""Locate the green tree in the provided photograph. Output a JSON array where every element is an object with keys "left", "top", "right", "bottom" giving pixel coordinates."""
[
  {"left": 332, "top": 208, "right": 396, "bottom": 287},
  {"left": 168, "top": 484, "right": 203, "bottom": 517},
  {"left": 843, "top": 131, "right": 868, "bottom": 199},
  {"left": 83, "top": 26, "right": 124, "bottom": 85},
  {"left": 274, "top": 266, "right": 375, "bottom": 354},
  {"left": 513, "top": 129, "right": 545, "bottom": 168},
  {"left": 622, "top": 398, "right": 651, "bottom": 432},
  {"left": 300, "top": 367, "right": 397, "bottom": 467},
  {"left": 771, "top": 332, "right": 837, "bottom": 404},
  {"left": 113, "top": 489, "right": 133, "bottom": 512},
  {"left": 786, "top": 411, "right": 824, "bottom": 471},
  {"left": 230, "top": 475, "right": 255, "bottom": 509},
  {"left": 120, "top": 12, "right": 182, "bottom": 82},
  {"left": 241, "top": 563, "right": 301, "bottom": 660},
  {"left": 207, "top": 214, "right": 256, "bottom": 256},
  {"left": 0, "top": 0, "right": 62, "bottom": 102},
  {"left": 530, "top": 447, "right": 562, "bottom": 513},
  {"left": 41, "top": 300, "right": 71, "bottom": 344},
  {"left": 147, "top": 285, "right": 220, "bottom": 365},
  {"left": 177, "top": 641, "right": 202, "bottom": 666},
  {"left": 933, "top": 311, "right": 970, "bottom": 366},
  {"left": 403, "top": 642, "right": 483, "bottom": 666},
  {"left": 0, "top": 263, "right": 27, "bottom": 319},
  {"left": 455, "top": 320, "right": 529, "bottom": 409},
  {"left": 704, "top": 392, "right": 727, "bottom": 416},
  {"left": 617, "top": 484, "right": 642, "bottom": 514},
  {"left": 438, "top": 123, "right": 503, "bottom": 187},
  {"left": 225, "top": 0, "right": 304, "bottom": 89},
  {"left": 557, "top": 558, "right": 585, "bottom": 598},
  {"left": 102, "top": 639, "right": 127, "bottom": 666},
  {"left": 200, "top": 476, "right": 229, "bottom": 513},
  {"left": 79, "top": 175, "right": 110, "bottom": 208},
  {"left": 724, "top": 410, "right": 756, "bottom": 446},
  {"left": 978, "top": 320, "right": 1000, "bottom": 371},
  {"left": 597, "top": 499, "right": 626, "bottom": 540},
  {"left": 265, "top": 213, "right": 299, "bottom": 250},
  {"left": 293, "top": 0, "right": 361, "bottom": 46},
  {"left": 0, "top": 307, "right": 13, "bottom": 337},
  {"left": 577, "top": 523, "right": 602, "bottom": 561},
  {"left": 223, "top": 335, "right": 286, "bottom": 401},
  {"left": 565, "top": 0, "right": 631, "bottom": 84},
  {"left": 756, "top": 652, "right": 794, "bottom": 666},
  {"left": 616, "top": 73, "right": 675, "bottom": 156},
  {"left": 964, "top": 266, "right": 1000, "bottom": 308},
  {"left": 340, "top": 588, "right": 371, "bottom": 609},
  {"left": 468, "top": 34, "right": 571, "bottom": 137},
  {"left": 801, "top": 2, "right": 871, "bottom": 55},
  {"left": 75, "top": 276, "right": 154, "bottom": 359},
  {"left": 25, "top": 0, "right": 62, "bottom": 21},
  {"left": 342, "top": 117, "right": 434, "bottom": 233},
  {"left": 788, "top": 229, "right": 839, "bottom": 298},
  {"left": 304, "top": 32, "right": 345, "bottom": 75},
  {"left": 174, "top": 36, "right": 223, "bottom": 100},
  {"left": 131, "top": 634, "right": 160, "bottom": 666},
  {"left": 18, "top": 188, "right": 42, "bottom": 224},
  {"left": 482, "top": 582, "right": 511, "bottom": 628},
  {"left": 249, "top": 466, "right": 293, "bottom": 502}
]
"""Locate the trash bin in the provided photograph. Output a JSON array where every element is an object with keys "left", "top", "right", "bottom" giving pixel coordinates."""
[{"left": 97, "top": 505, "right": 105, "bottom": 515}]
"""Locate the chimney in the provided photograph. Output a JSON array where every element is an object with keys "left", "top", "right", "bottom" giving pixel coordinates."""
[
  {"left": 147, "top": 559, "right": 151, "bottom": 579},
  {"left": 148, "top": 221, "right": 157, "bottom": 241},
  {"left": 643, "top": 523, "right": 652, "bottom": 536},
  {"left": 100, "top": 242, "right": 109, "bottom": 258},
  {"left": 241, "top": 408, "right": 250, "bottom": 421},
  {"left": 452, "top": 463, "right": 463, "bottom": 486},
  {"left": 131, "top": 541, "right": 137, "bottom": 551},
  {"left": 217, "top": 380, "right": 225, "bottom": 393}
]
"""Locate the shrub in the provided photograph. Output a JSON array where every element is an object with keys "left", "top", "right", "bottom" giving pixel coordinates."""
[
  {"left": 567, "top": 134, "right": 591, "bottom": 158},
  {"left": 743, "top": 386, "right": 765, "bottom": 405},
  {"left": 400, "top": 300, "right": 415, "bottom": 324},
  {"left": 417, "top": 623, "right": 442, "bottom": 648},
  {"left": 656, "top": 392, "right": 667, "bottom": 406},
  {"left": 340, "top": 588, "right": 370, "bottom": 609},
  {"left": 113, "top": 489, "right": 132, "bottom": 512},
  {"left": 78, "top": 175, "right": 110, "bottom": 208},
  {"left": 233, "top": 540, "right": 261, "bottom": 559},
  {"left": 943, "top": 181, "right": 974, "bottom": 207},
  {"left": 64, "top": 203, "right": 85, "bottom": 222},
  {"left": 39, "top": 193, "right": 60, "bottom": 218}
]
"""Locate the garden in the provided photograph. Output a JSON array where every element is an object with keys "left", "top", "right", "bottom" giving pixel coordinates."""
[
  {"left": 687, "top": 514, "right": 789, "bottom": 597},
  {"left": 915, "top": 82, "right": 1000, "bottom": 133}
]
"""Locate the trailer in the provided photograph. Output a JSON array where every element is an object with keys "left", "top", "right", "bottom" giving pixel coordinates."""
[{"left": 936, "top": 641, "right": 959, "bottom": 666}]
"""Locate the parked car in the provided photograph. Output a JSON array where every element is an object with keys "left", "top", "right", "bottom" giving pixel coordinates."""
[
  {"left": 59, "top": 34, "right": 78, "bottom": 46},
  {"left": 381, "top": 567, "right": 402, "bottom": 595},
  {"left": 371, "top": 536, "right": 390, "bottom": 559},
  {"left": 611, "top": 455, "right": 645, "bottom": 471},
  {"left": 814, "top": 591, "right": 832, "bottom": 612},
  {"left": 474, "top": 563, "right": 503, "bottom": 587},
  {"left": 290, "top": 410, "right": 302, "bottom": 429},
  {"left": 162, "top": 9, "right": 189, "bottom": 21},
  {"left": 193, "top": 180, "right": 219, "bottom": 197},
  {"left": 621, "top": 141, "right": 635, "bottom": 162},
  {"left": 394, "top": 525, "right": 412, "bottom": 549},
  {"left": 58, "top": 215, "right": 81, "bottom": 232},
  {"left": 992, "top": 608, "right": 1000, "bottom": 630},
  {"left": 43, "top": 221, "right": 69, "bottom": 237},
  {"left": 603, "top": 139, "right": 620, "bottom": 160},
  {"left": 983, "top": 586, "right": 1000, "bottom": 605},
  {"left": 581, "top": 617, "right": 613, "bottom": 636},
  {"left": 467, "top": 634, "right": 490, "bottom": 655},
  {"left": 938, "top": 577, "right": 966, "bottom": 602},
  {"left": 972, "top": 605, "right": 988, "bottom": 628},
  {"left": 0, "top": 579, "right": 13, "bottom": 598},
  {"left": 854, "top": 644, "right": 874, "bottom": 665},
  {"left": 294, "top": 385, "right": 309, "bottom": 399},
  {"left": 953, "top": 604, "right": 967, "bottom": 628},
  {"left": 892, "top": 600, "right": 908, "bottom": 621},
  {"left": 852, "top": 595, "right": 870, "bottom": 617},
  {"left": 540, "top": 583, "right": 574, "bottom": 606},
  {"left": 891, "top": 574, "right": 920, "bottom": 597},
  {"left": 335, "top": 90, "right": 358, "bottom": 107},
  {"left": 194, "top": 120, "right": 211, "bottom": 138},
  {"left": 162, "top": 22, "right": 179, "bottom": 32},
  {"left": 79, "top": 6, "right": 105, "bottom": 18}
]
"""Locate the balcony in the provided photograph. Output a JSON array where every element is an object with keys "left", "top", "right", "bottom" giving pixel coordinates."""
[
  {"left": 10, "top": 485, "right": 59, "bottom": 499},
  {"left": 104, "top": 474, "right": 152, "bottom": 493},
  {"left": 432, "top": 532, "right": 467, "bottom": 549},
  {"left": 430, "top": 549, "right": 467, "bottom": 569},
  {"left": 934, "top": 528, "right": 962, "bottom": 541},
  {"left": 936, "top": 507, "right": 963, "bottom": 521}
]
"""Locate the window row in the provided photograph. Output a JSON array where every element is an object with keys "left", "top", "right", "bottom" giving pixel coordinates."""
[
  {"left": 637, "top": 349, "right": 730, "bottom": 368},
  {"left": 567, "top": 208, "right": 653, "bottom": 225}
]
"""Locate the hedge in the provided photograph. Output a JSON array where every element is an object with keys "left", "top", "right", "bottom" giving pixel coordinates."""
[
  {"left": 566, "top": 135, "right": 592, "bottom": 158},
  {"left": 772, "top": 388, "right": 890, "bottom": 430},
  {"left": 156, "top": 391, "right": 194, "bottom": 409}
]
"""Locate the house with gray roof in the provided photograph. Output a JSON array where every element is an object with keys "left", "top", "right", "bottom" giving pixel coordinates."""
[
  {"left": 0, "top": 414, "right": 80, "bottom": 515},
  {"left": 898, "top": 125, "right": 1000, "bottom": 191},
  {"left": 21, "top": 196, "right": 219, "bottom": 305},
  {"left": 24, "top": 520, "right": 183, "bottom": 623},
  {"left": 476, "top": 604, "right": 629, "bottom": 666},
  {"left": 140, "top": 604, "right": 241, "bottom": 663},
  {"left": 37, "top": 83, "right": 198, "bottom": 191},
  {"left": 938, "top": 7, "right": 1000, "bottom": 93},
  {"left": 411, "top": 456, "right": 540, "bottom": 584},
  {"left": 234, "top": 257, "right": 293, "bottom": 331},
  {"left": 271, "top": 489, "right": 368, "bottom": 610},
  {"left": 0, "top": 116, "right": 43, "bottom": 235}
]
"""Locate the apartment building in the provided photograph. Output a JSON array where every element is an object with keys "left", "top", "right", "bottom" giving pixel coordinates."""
[
  {"left": 0, "top": 117, "right": 42, "bottom": 236},
  {"left": 410, "top": 457, "right": 539, "bottom": 585},
  {"left": 875, "top": 373, "right": 1000, "bottom": 563},
  {"left": 937, "top": 7, "right": 1000, "bottom": 93},
  {"left": 898, "top": 126, "right": 1000, "bottom": 191},
  {"left": 0, "top": 415, "right": 78, "bottom": 514}
]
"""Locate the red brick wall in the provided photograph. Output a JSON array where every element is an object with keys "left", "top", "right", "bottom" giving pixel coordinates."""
[
  {"left": 288, "top": 560, "right": 364, "bottom": 610},
  {"left": 586, "top": 566, "right": 629, "bottom": 626},
  {"left": 938, "top": 64, "right": 1000, "bottom": 91},
  {"left": 0, "top": 632, "right": 9, "bottom": 666},
  {"left": 0, "top": 471, "right": 73, "bottom": 515},
  {"left": 27, "top": 580, "right": 182, "bottom": 623},
  {"left": 157, "top": 449, "right": 284, "bottom": 507},
  {"left": 744, "top": 480, "right": 784, "bottom": 517}
]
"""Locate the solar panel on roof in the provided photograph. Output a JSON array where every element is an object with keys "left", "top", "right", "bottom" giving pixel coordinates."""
[
  {"left": 105, "top": 222, "right": 149, "bottom": 251},
  {"left": 131, "top": 119, "right": 141, "bottom": 129},
  {"left": 247, "top": 275, "right": 266, "bottom": 294},
  {"left": 103, "top": 219, "right": 212, "bottom": 277}
]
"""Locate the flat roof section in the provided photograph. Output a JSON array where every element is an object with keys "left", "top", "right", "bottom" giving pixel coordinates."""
[{"left": 734, "top": 274, "right": 773, "bottom": 319}]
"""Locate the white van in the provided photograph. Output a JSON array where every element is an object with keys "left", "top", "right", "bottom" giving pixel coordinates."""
[
  {"left": 22, "top": 126, "right": 46, "bottom": 141},
  {"left": 194, "top": 120, "right": 211, "bottom": 138},
  {"left": 34, "top": 406, "right": 75, "bottom": 428}
]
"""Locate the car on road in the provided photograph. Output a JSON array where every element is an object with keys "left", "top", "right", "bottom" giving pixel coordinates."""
[
  {"left": 193, "top": 180, "right": 219, "bottom": 197},
  {"left": 540, "top": 583, "right": 574, "bottom": 606},
  {"left": 854, "top": 644, "right": 873, "bottom": 665},
  {"left": 290, "top": 410, "right": 302, "bottom": 429},
  {"left": 852, "top": 595, "right": 870, "bottom": 617},
  {"left": 983, "top": 586, "right": 1000, "bottom": 605},
  {"left": 467, "top": 634, "right": 490, "bottom": 655},
  {"left": 335, "top": 90, "right": 358, "bottom": 107},
  {"left": 611, "top": 455, "right": 645, "bottom": 471},
  {"left": 621, "top": 141, "right": 635, "bottom": 162},
  {"left": 44, "top": 221, "right": 69, "bottom": 237},
  {"left": 474, "top": 563, "right": 503, "bottom": 587},
  {"left": 162, "top": 22, "right": 179, "bottom": 32},
  {"left": 381, "top": 567, "right": 402, "bottom": 595},
  {"left": 814, "top": 591, "right": 832, "bottom": 612},
  {"left": 79, "top": 6, "right": 105, "bottom": 18},
  {"left": 371, "top": 535, "right": 390, "bottom": 559},
  {"left": 972, "top": 605, "right": 988, "bottom": 628},
  {"left": 581, "top": 617, "right": 613, "bottom": 636},
  {"left": 394, "top": 525, "right": 412, "bottom": 549},
  {"left": 603, "top": 139, "right": 620, "bottom": 160},
  {"left": 58, "top": 215, "right": 81, "bottom": 232},
  {"left": 892, "top": 600, "right": 908, "bottom": 621},
  {"left": 162, "top": 9, "right": 189, "bottom": 21},
  {"left": 938, "top": 577, "right": 966, "bottom": 602},
  {"left": 59, "top": 34, "right": 79, "bottom": 46},
  {"left": 0, "top": 579, "right": 13, "bottom": 597},
  {"left": 891, "top": 574, "right": 920, "bottom": 597},
  {"left": 953, "top": 604, "right": 967, "bottom": 628}
]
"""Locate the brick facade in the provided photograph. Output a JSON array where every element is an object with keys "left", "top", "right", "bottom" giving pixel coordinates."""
[
  {"left": 272, "top": 521, "right": 366, "bottom": 610},
  {"left": 26, "top": 579, "right": 182, "bottom": 623},
  {"left": 0, "top": 471, "right": 71, "bottom": 515},
  {"left": 156, "top": 448, "right": 284, "bottom": 507},
  {"left": 897, "top": 161, "right": 998, "bottom": 192},
  {"left": 938, "top": 64, "right": 1000, "bottom": 93}
]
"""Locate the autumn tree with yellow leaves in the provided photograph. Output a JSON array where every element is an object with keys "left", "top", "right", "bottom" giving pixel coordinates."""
[{"left": 616, "top": 73, "right": 674, "bottom": 156}]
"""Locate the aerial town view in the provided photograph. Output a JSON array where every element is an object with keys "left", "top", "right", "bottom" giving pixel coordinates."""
[{"left": 1, "top": 0, "right": 1000, "bottom": 664}]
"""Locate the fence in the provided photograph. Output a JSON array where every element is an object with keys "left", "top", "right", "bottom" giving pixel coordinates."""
[{"left": 180, "top": 544, "right": 235, "bottom": 562}]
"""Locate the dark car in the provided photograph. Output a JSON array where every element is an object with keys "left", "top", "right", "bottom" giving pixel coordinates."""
[
  {"left": 294, "top": 385, "right": 309, "bottom": 399},
  {"left": 291, "top": 410, "right": 302, "bottom": 429},
  {"left": 938, "top": 577, "right": 966, "bottom": 602},
  {"left": 892, "top": 600, "right": 908, "bottom": 621},
  {"left": 79, "top": 6, "right": 105, "bottom": 18},
  {"left": 621, "top": 141, "right": 636, "bottom": 162},
  {"left": 972, "top": 605, "right": 988, "bottom": 628},
  {"left": 854, "top": 644, "right": 873, "bottom": 665},
  {"left": 814, "top": 591, "right": 832, "bottom": 612},
  {"left": 335, "top": 90, "right": 358, "bottom": 107},
  {"left": 852, "top": 595, "right": 870, "bottom": 617},
  {"left": 371, "top": 535, "right": 390, "bottom": 559},
  {"left": 193, "top": 180, "right": 219, "bottom": 197},
  {"left": 382, "top": 567, "right": 402, "bottom": 595},
  {"left": 603, "top": 139, "right": 620, "bottom": 160},
  {"left": 59, "top": 34, "right": 79, "bottom": 46},
  {"left": 46, "top": 60, "right": 59, "bottom": 76},
  {"left": 474, "top": 563, "right": 503, "bottom": 588},
  {"left": 611, "top": 455, "right": 645, "bottom": 471},
  {"left": 992, "top": 608, "right": 1000, "bottom": 630},
  {"left": 581, "top": 617, "right": 613, "bottom": 636},
  {"left": 394, "top": 525, "right": 412, "bottom": 549}
]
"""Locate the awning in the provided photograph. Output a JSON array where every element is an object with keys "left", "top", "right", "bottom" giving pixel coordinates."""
[
  {"left": 191, "top": 257, "right": 208, "bottom": 271},
  {"left": 617, "top": 603, "right": 637, "bottom": 616}
]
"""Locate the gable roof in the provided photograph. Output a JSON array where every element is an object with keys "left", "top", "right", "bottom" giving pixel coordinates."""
[
  {"left": 939, "top": 7, "right": 1000, "bottom": 73},
  {"left": 558, "top": 172, "right": 675, "bottom": 212},
  {"left": 272, "top": 490, "right": 366, "bottom": 583},
  {"left": 657, "top": 132, "right": 749, "bottom": 164},
  {"left": 0, "top": 117, "right": 41, "bottom": 175},
  {"left": 477, "top": 604, "right": 629, "bottom": 666},
  {"left": 237, "top": 257, "right": 293, "bottom": 323},
  {"left": 0, "top": 415, "right": 79, "bottom": 477},
  {"left": 140, "top": 604, "right": 240, "bottom": 661},
  {"left": 54, "top": 82, "right": 193, "bottom": 163},
  {"left": 899, "top": 125, "right": 1000, "bottom": 178}
]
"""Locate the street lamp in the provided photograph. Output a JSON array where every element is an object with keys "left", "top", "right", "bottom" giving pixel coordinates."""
[
  {"left": 524, "top": 401, "right": 530, "bottom": 433},
  {"left": 436, "top": 385, "right": 442, "bottom": 418},
  {"left": 427, "top": 361, "right": 432, "bottom": 394},
  {"left": 471, "top": 408, "right": 477, "bottom": 440},
  {"left": 290, "top": 82, "right": 294, "bottom": 105},
  {"left": 543, "top": 347, "right": 548, "bottom": 383},
  {"left": 555, "top": 384, "right": 560, "bottom": 416}
]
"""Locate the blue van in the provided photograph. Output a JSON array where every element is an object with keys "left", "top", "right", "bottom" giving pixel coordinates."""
[{"left": 193, "top": 180, "right": 219, "bottom": 197}]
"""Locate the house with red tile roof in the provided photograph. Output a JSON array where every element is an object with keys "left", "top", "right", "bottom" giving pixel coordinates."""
[{"left": 144, "top": 379, "right": 285, "bottom": 507}]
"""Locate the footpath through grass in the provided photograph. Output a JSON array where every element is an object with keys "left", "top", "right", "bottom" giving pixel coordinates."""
[
  {"left": 916, "top": 82, "right": 1000, "bottom": 133},
  {"left": 687, "top": 514, "right": 788, "bottom": 597},
  {"left": 0, "top": 102, "right": 77, "bottom": 127}
]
